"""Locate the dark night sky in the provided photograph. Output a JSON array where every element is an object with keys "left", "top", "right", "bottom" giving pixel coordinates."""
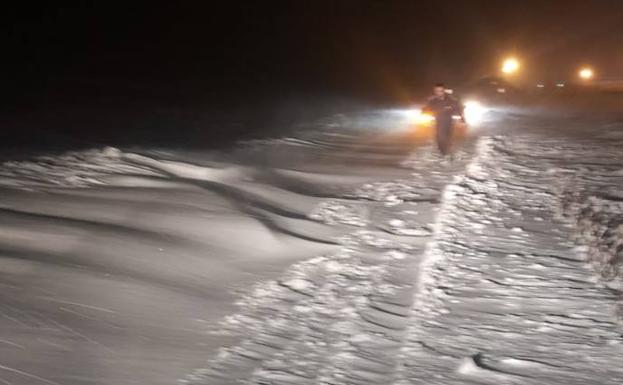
[{"left": 2, "top": 1, "right": 623, "bottom": 148}]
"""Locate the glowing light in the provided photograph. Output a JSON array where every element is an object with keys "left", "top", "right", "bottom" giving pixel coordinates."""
[
  {"left": 398, "top": 109, "right": 434, "bottom": 125},
  {"left": 399, "top": 109, "right": 419, "bottom": 120},
  {"left": 578, "top": 67, "right": 594, "bottom": 80},
  {"left": 415, "top": 110, "right": 435, "bottom": 125},
  {"left": 401, "top": 101, "right": 488, "bottom": 127},
  {"left": 463, "top": 100, "right": 487, "bottom": 125},
  {"left": 501, "top": 57, "right": 520, "bottom": 74},
  {"left": 556, "top": 83, "right": 565, "bottom": 88}
]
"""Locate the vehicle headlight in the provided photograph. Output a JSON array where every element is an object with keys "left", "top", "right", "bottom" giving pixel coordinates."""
[{"left": 463, "top": 100, "right": 487, "bottom": 125}]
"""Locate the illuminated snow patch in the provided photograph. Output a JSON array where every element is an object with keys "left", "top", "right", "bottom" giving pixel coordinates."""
[{"left": 309, "top": 200, "right": 368, "bottom": 226}]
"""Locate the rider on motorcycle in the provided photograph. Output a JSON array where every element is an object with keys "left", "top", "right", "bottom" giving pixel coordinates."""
[{"left": 422, "top": 83, "right": 465, "bottom": 156}]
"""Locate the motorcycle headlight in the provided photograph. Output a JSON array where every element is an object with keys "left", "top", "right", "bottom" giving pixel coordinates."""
[
  {"left": 463, "top": 100, "right": 487, "bottom": 125},
  {"left": 415, "top": 110, "right": 435, "bottom": 125}
]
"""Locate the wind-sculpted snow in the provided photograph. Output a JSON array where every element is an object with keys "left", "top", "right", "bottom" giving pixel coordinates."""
[
  {"left": 564, "top": 196, "right": 623, "bottom": 284},
  {"left": 184, "top": 132, "right": 622, "bottom": 385},
  {"left": 397, "top": 136, "right": 623, "bottom": 385},
  {"left": 0, "top": 125, "right": 451, "bottom": 384},
  {"left": 180, "top": 142, "right": 471, "bottom": 385},
  {"left": 309, "top": 200, "right": 368, "bottom": 227},
  {"left": 553, "top": 139, "right": 623, "bottom": 320},
  {"left": 1, "top": 113, "right": 622, "bottom": 385},
  {"left": 0, "top": 147, "right": 161, "bottom": 188}
]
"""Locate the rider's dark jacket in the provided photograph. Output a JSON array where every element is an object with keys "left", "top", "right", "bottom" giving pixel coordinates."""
[{"left": 422, "top": 94, "right": 464, "bottom": 122}]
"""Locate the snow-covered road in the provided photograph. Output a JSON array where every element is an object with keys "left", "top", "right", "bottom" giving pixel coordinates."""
[{"left": 0, "top": 110, "right": 621, "bottom": 384}]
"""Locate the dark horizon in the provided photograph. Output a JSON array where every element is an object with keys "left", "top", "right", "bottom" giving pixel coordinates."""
[{"left": 2, "top": 1, "right": 623, "bottom": 150}]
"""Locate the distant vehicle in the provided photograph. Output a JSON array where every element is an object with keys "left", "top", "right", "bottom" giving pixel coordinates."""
[{"left": 459, "top": 76, "right": 522, "bottom": 102}]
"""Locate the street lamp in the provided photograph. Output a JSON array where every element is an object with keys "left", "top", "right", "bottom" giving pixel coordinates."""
[
  {"left": 501, "top": 57, "right": 520, "bottom": 75},
  {"left": 578, "top": 67, "right": 594, "bottom": 80}
]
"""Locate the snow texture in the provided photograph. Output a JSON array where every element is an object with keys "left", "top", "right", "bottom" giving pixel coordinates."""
[{"left": 1, "top": 110, "right": 622, "bottom": 385}]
